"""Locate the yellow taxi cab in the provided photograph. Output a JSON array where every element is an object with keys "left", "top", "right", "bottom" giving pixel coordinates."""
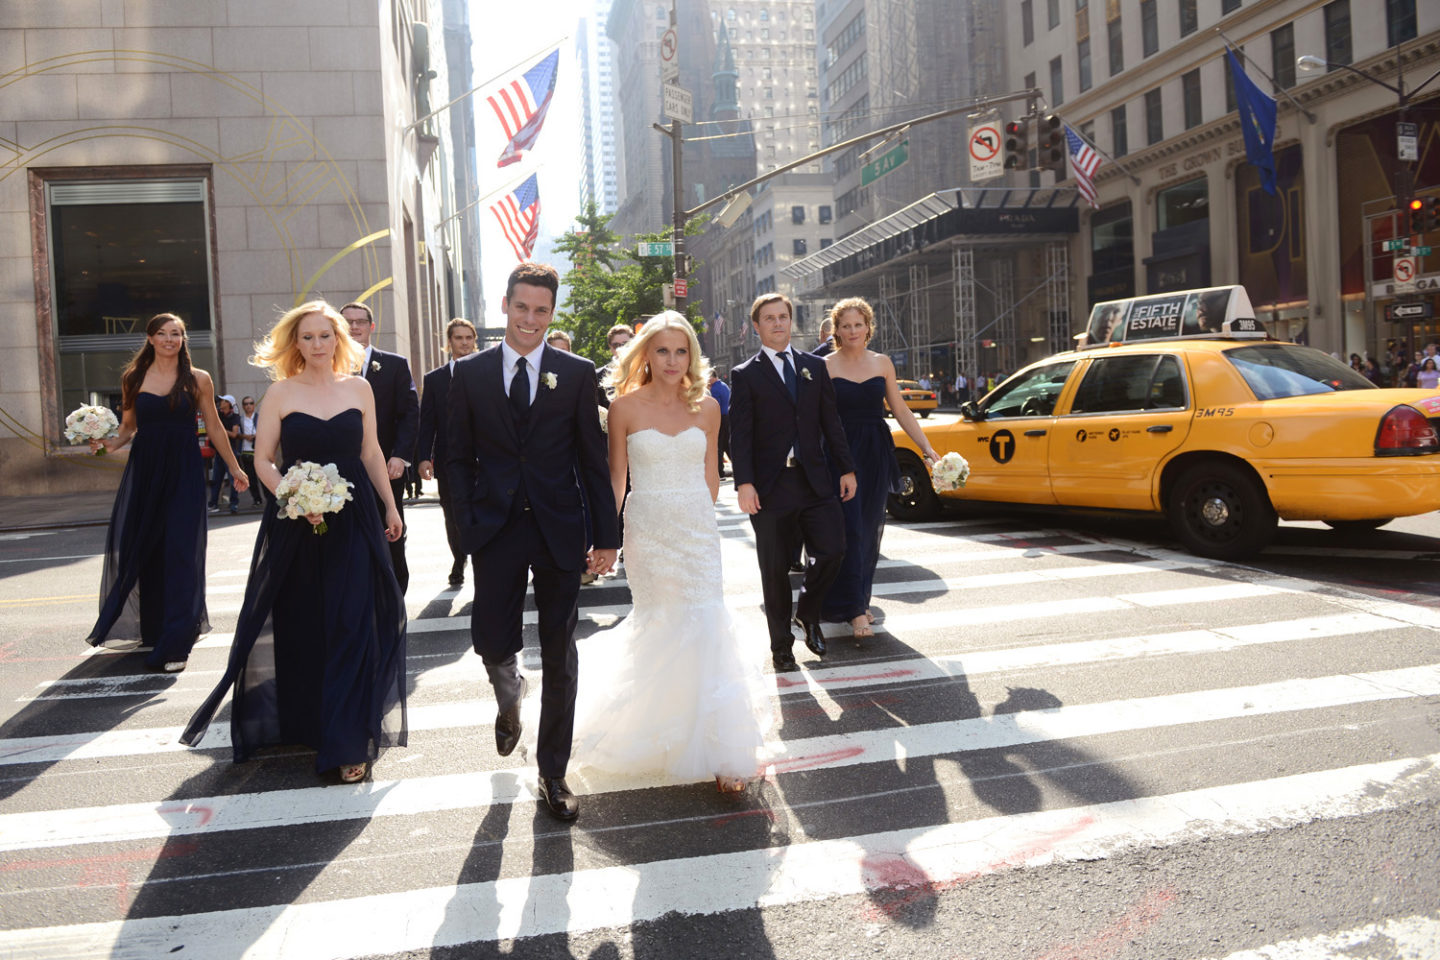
[
  {"left": 887, "top": 379, "right": 939, "bottom": 418},
  {"left": 889, "top": 285, "right": 1440, "bottom": 559}
]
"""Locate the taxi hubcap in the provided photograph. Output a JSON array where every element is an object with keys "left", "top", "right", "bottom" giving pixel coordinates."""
[{"left": 1200, "top": 496, "right": 1231, "bottom": 527}]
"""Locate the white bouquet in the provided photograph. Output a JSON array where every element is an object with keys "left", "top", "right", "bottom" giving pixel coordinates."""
[
  {"left": 274, "top": 461, "right": 354, "bottom": 535},
  {"left": 64, "top": 404, "right": 119, "bottom": 454},
  {"left": 598, "top": 405, "right": 609, "bottom": 434},
  {"left": 930, "top": 452, "right": 969, "bottom": 492}
]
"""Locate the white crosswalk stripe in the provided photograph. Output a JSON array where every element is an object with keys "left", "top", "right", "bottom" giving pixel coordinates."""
[{"left": 2, "top": 499, "right": 1438, "bottom": 958}]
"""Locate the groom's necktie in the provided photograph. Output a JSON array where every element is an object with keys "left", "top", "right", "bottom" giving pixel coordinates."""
[
  {"left": 781, "top": 350, "right": 798, "bottom": 402},
  {"left": 510, "top": 357, "right": 531, "bottom": 426}
]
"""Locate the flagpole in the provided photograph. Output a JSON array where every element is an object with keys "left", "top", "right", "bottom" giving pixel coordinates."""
[
  {"left": 437, "top": 169, "right": 539, "bottom": 229},
  {"left": 404, "top": 39, "right": 568, "bottom": 133},
  {"left": 1051, "top": 114, "right": 1140, "bottom": 186},
  {"left": 1216, "top": 29, "right": 1317, "bottom": 124}
]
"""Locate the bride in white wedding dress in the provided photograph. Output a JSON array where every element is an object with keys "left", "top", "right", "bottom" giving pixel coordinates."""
[{"left": 572, "top": 312, "right": 772, "bottom": 792}]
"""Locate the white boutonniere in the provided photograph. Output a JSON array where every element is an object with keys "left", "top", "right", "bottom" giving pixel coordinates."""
[
  {"left": 542, "top": 372, "right": 558, "bottom": 390},
  {"left": 370, "top": 360, "right": 381, "bottom": 373},
  {"left": 800, "top": 367, "right": 813, "bottom": 381}
]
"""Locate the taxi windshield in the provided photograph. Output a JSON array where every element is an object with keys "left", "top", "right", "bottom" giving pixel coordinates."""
[{"left": 1225, "top": 343, "right": 1376, "bottom": 400}]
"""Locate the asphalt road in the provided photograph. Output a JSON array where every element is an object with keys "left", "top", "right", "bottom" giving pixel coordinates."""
[{"left": 0, "top": 471, "right": 1437, "bottom": 959}]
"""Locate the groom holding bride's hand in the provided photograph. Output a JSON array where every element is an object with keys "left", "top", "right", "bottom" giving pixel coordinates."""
[
  {"left": 730, "top": 292, "right": 855, "bottom": 673},
  {"left": 445, "top": 262, "right": 618, "bottom": 821}
]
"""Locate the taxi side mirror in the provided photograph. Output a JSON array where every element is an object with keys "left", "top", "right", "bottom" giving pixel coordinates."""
[{"left": 960, "top": 401, "right": 984, "bottom": 422}]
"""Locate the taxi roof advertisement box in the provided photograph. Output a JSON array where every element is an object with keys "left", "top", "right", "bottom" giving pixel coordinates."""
[{"left": 1084, "top": 285, "right": 1263, "bottom": 345}]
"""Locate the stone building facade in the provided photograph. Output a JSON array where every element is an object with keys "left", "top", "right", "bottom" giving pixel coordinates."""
[{"left": 0, "top": 0, "right": 474, "bottom": 495}]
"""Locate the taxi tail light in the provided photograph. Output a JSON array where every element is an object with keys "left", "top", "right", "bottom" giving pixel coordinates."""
[{"left": 1374, "top": 405, "right": 1439, "bottom": 456}]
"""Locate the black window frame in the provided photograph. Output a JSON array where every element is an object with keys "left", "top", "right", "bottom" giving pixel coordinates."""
[
  {"left": 1141, "top": 0, "right": 1158, "bottom": 57},
  {"left": 1111, "top": 103, "right": 1128, "bottom": 157},
  {"left": 1178, "top": 0, "right": 1198, "bottom": 37},
  {"left": 1108, "top": 16, "right": 1124, "bottom": 76},
  {"left": 1078, "top": 37, "right": 1092, "bottom": 92},
  {"left": 1182, "top": 68, "right": 1202, "bottom": 129},
  {"left": 1022, "top": 0, "right": 1035, "bottom": 45},
  {"left": 1049, "top": 55, "right": 1065, "bottom": 106},
  {"left": 1271, "top": 23, "right": 1296, "bottom": 90},
  {"left": 1144, "top": 88, "right": 1163, "bottom": 145},
  {"left": 1324, "top": 0, "right": 1352, "bottom": 69},
  {"left": 1386, "top": 0, "right": 1416, "bottom": 48}
]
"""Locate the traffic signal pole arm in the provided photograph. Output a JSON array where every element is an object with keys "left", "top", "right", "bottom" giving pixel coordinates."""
[
  {"left": 665, "top": 87, "right": 1043, "bottom": 222},
  {"left": 655, "top": 87, "right": 1040, "bottom": 310}
]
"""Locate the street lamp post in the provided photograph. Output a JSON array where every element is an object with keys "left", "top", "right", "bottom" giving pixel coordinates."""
[{"left": 1296, "top": 51, "right": 1440, "bottom": 203}]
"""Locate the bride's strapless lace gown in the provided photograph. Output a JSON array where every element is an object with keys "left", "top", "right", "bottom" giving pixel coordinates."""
[{"left": 572, "top": 427, "right": 772, "bottom": 780}]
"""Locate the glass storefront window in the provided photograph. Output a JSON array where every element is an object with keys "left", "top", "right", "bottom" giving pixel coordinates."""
[
  {"left": 1157, "top": 177, "right": 1208, "bottom": 230},
  {"left": 1091, "top": 200, "right": 1133, "bottom": 273},
  {"left": 47, "top": 179, "right": 214, "bottom": 414}
]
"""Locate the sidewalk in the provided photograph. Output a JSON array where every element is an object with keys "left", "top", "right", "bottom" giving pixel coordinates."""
[
  {"left": 0, "top": 490, "right": 117, "bottom": 533},
  {"left": 0, "top": 489, "right": 444, "bottom": 534}
]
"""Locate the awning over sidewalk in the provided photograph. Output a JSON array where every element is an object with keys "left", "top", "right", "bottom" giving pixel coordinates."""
[{"left": 786, "top": 187, "right": 1080, "bottom": 293}]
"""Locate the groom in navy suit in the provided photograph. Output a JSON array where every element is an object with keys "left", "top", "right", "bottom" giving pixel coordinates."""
[
  {"left": 445, "top": 262, "right": 618, "bottom": 821},
  {"left": 730, "top": 292, "right": 855, "bottom": 673}
]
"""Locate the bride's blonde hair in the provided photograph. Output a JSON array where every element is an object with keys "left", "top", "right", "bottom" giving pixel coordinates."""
[
  {"left": 251, "top": 300, "right": 362, "bottom": 381},
  {"left": 604, "top": 311, "right": 711, "bottom": 412}
]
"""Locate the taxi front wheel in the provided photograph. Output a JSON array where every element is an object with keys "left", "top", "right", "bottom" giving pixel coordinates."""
[
  {"left": 1167, "top": 461, "right": 1277, "bottom": 560},
  {"left": 888, "top": 452, "right": 941, "bottom": 522}
]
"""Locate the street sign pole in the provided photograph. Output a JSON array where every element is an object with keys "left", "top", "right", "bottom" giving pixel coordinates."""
[{"left": 671, "top": 117, "right": 687, "bottom": 312}]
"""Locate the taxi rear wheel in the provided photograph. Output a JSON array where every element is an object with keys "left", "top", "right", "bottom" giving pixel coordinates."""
[
  {"left": 888, "top": 451, "right": 941, "bottom": 522},
  {"left": 1167, "top": 461, "right": 1276, "bottom": 560}
]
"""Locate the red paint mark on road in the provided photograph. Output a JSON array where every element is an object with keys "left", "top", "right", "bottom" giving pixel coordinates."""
[
  {"left": 158, "top": 804, "right": 215, "bottom": 827},
  {"left": 2, "top": 841, "right": 200, "bottom": 910},
  {"left": 1034, "top": 887, "right": 1177, "bottom": 960},
  {"left": 860, "top": 815, "right": 1096, "bottom": 923},
  {"left": 769, "top": 746, "right": 866, "bottom": 773}
]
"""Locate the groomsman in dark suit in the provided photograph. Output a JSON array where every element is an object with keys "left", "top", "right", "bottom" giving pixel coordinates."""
[
  {"left": 730, "top": 292, "right": 856, "bottom": 673},
  {"left": 341, "top": 300, "right": 420, "bottom": 593},
  {"left": 445, "top": 261, "right": 618, "bottom": 821},
  {"left": 418, "top": 317, "right": 478, "bottom": 587}
]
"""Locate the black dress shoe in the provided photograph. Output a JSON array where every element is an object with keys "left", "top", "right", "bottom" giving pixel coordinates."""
[
  {"left": 495, "top": 676, "right": 527, "bottom": 757},
  {"left": 772, "top": 652, "right": 799, "bottom": 672},
  {"left": 794, "top": 617, "right": 827, "bottom": 657},
  {"left": 448, "top": 560, "right": 464, "bottom": 586},
  {"left": 539, "top": 776, "right": 579, "bottom": 821},
  {"left": 789, "top": 561, "right": 805, "bottom": 573}
]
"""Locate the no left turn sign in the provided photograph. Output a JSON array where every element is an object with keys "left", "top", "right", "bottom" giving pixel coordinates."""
[
  {"left": 1394, "top": 256, "right": 1418, "bottom": 284},
  {"left": 660, "top": 29, "right": 677, "bottom": 63},
  {"left": 969, "top": 118, "right": 1003, "bottom": 182}
]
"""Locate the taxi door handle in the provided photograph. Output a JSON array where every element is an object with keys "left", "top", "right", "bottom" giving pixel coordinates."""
[
  {"left": 1147, "top": 424, "right": 1174, "bottom": 433},
  {"left": 1024, "top": 429, "right": 1047, "bottom": 437}
]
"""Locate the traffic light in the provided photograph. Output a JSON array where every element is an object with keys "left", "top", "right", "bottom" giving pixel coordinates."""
[
  {"left": 1003, "top": 117, "right": 1029, "bottom": 170},
  {"left": 1405, "top": 198, "right": 1428, "bottom": 236},
  {"left": 1036, "top": 114, "right": 1065, "bottom": 172},
  {"left": 1413, "top": 196, "right": 1440, "bottom": 234}
]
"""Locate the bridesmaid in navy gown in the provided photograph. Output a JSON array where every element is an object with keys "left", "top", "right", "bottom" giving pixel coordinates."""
[
  {"left": 182, "top": 300, "right": 406, "bottom": 784},
  {"left": 821, "top": 298, "right": 939, "bottom": 638},
  {"left": 87, "top": 313, "right": 249, "bottom": 672}
]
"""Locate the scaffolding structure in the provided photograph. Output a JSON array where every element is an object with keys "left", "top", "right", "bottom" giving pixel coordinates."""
[{"left": 953, "top": 246, "right": 978, "bottom": 377}]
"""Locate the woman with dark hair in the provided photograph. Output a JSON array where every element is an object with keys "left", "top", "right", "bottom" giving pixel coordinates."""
[
  {"left": 87, "top": 313, "right": 248, "bottom": 672},
  {"left": 821, "top": 298, "right": 938, "bottom": 639}
]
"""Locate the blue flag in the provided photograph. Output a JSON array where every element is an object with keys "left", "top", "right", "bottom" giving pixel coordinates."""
[{"left": 1226, "top": 48, "right": 1277, "bottom": 196}]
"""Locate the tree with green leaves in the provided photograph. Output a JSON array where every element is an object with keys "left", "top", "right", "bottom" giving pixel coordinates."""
[{"left": 554, "top": 203, "right": 707, "bottom": 364}]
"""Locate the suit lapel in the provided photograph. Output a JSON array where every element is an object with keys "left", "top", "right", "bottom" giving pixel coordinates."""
[
  {"left": 480, "top": 347, "right": 519, "bottom": 448},
  {"left": 531, "top": 345, "right": 559, "bottom": 419}
]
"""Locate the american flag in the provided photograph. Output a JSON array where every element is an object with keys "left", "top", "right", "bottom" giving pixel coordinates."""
[
  {"left": 490, "top": 174, "right": 541, "bottom": 261},
  {"left": 486, "top": 49, "right": 559, "bottom": 168},
  {"left": 1065, "top": 125, "right": 1102, "bottom": 209}
]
